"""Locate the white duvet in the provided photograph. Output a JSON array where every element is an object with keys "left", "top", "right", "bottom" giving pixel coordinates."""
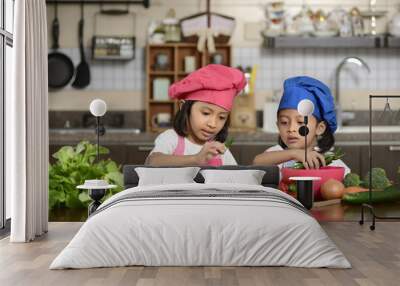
[{"left": 50, "top": 183, "right": 351, "bottom": 269}]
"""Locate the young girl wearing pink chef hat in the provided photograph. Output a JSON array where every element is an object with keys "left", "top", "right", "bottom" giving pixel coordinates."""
[{"left": 145, "top": 64, "right": 246, "bottom": 166}]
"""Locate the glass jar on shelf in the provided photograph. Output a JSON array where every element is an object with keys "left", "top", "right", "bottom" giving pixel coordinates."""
[
  {"left": 350, "top": 7, "right": 364, "bottom": 36},
  {"left": 163, "top": 9, "right": 181, "bottom": 42}
]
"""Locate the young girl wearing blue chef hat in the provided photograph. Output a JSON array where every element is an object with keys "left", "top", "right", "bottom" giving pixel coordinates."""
[{"left": 253, "top": 76, "right": 350, "bottom": 174}]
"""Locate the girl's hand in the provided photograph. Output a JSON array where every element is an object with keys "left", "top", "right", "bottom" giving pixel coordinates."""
[
  {"left": 195, "top": 141, "right": 226, "bottom": 165},
  {"left": 290, "top": 149, "right": 326, "bottom": 169}
]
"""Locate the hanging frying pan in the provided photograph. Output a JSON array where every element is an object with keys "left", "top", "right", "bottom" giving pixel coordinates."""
[{"left": 48, "top": 1, "right": 74, "bottom": 89}]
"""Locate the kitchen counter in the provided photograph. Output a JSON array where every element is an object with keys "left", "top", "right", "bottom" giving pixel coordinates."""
[
  {"left": 50, "top": 126, "right": 400, "bottom": 146},
  {"left": 49, "top": 127, "right": 400, "bottom": 183}
]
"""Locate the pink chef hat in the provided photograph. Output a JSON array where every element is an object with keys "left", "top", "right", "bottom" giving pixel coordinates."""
[{"left": 168, "top": 64, "right": 246, "bottom": 111}]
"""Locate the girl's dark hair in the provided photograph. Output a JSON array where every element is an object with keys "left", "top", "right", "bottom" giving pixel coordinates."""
[
  {"left": 173, "top": 100, "right": 229, "bottom": 143},
  {"left": 278, "top": 120, "right": 335, "bottom": 153}
]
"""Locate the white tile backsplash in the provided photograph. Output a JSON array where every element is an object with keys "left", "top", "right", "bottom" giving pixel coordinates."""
[
  {"left": 52, "top": 47, "right": 145, "bottom": 91},
  {"left": 234, "top": 47, "right": 400, "bottom": 92},
  {"left": 55, "top": 46, "right": 400, "bottom": 93}
]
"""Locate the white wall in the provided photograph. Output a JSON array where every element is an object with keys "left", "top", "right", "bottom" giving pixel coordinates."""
[{"left": 47, "top": 0, "right": 400, "bottom": 111}]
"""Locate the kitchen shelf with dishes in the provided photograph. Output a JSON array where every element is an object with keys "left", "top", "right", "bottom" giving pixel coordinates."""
[
  {"left": 146, "top": 43, "right": 231, "bottom": 132},
  {"left": 262, "top": 35, "right": 400, "bottom": 49}
]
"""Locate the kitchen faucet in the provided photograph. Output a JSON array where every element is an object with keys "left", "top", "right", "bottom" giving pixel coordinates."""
[{"left": 335, "top": 56, "right": 371, "bottom": 128}]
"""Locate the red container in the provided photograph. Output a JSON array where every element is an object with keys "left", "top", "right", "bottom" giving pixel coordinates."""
[{"left": 281, "top": 166, "right": 345, "bottom": 201}]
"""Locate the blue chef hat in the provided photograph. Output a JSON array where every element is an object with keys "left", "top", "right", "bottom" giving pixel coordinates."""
[{"left": 278, "top": 76, "right": 337, "bottom": 133}]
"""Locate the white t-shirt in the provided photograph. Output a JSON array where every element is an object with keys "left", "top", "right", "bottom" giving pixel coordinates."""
[
  {"left": 265, "top": 144, "right": 351, "bottom": 175},
  {"left": 150, "top": 129, "right": 237, "bottom": 165}
]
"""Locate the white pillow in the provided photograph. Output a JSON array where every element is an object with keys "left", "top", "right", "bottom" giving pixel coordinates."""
[
  {"left": 135, "top": 167, "right": 201, "bottom": 186},
  {"left": 200, "top": 169, "right": 266, "bottom": 185}
]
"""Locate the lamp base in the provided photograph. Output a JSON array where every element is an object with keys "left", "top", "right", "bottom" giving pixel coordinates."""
[
  {"left": 289, "top": 176, "right": 321, "bottom": 210},
  {"left": 296, "top": 180, "right": 314, "bottom": 210},
  {"left": 88, "top": 188, "right": 106, "bottom": 216}
]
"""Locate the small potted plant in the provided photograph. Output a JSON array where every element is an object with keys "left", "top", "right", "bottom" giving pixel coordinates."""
[{"left": 49, "top": 141, "right": 123, "bottom": 213}]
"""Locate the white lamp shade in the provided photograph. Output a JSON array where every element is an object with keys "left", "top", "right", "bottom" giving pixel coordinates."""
[
  {"left": 89, "top": 99, "right": 107, "bottom": 117},
  {"left": 297, "top": 99, "right": 314, "bottom": 116}
]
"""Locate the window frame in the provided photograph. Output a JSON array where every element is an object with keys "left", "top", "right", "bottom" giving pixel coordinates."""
[{"left": 0, "top": 0, "right": 13, "bottom": 233}]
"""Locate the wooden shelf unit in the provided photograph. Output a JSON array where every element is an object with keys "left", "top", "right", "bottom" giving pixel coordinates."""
[{"left": 146, "top": 43, "right": 231, "bottom": 132}]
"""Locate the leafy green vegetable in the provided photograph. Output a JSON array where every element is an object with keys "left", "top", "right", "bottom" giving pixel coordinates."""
[
  {"left": 224, "top": 137, "right": 235, "bottom": 149},
  {"left": 288, "top": 183, "right": 297, "bottom": 193},
  {"left": 49, "top": 141, "right": 123, "bottom": 210},
  {"left": 362, "top": 167, "right": 392, "bottom": 190},
  {"left": 293, "top": 148, "right": 344, "bottom": 169},
  {"left": 343, "top": 173, "right": 363, "bottom": 187}
]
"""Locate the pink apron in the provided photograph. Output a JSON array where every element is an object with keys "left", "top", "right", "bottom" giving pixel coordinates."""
[{"left": 173, "top": 136, "right": 223, "bottom": 166}]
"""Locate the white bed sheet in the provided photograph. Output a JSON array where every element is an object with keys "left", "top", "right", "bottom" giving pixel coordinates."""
[{"left": 50, "top": 183, "right": 351, "bottom": 269}]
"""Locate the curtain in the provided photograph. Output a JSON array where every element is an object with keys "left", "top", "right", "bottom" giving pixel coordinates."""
[{"left": 7, "top": 0, "right": 48, "bottom": 242}]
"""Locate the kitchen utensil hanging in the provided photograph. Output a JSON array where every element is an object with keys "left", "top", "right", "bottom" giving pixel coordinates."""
[
  {"left": 394, "top": 108, "right": 400, "bottom": 124},
  {"left": 92, "top": 4, "right": 136, "bottom": 61},
  {"left": 377, "top": 97, "right": 394, "bottom": 124},
  {"left": 48, "top": 0, "right": 75, "bottom": 88},
  {"left": 72, "top": 0, "right": 91, "bottom": 88}
]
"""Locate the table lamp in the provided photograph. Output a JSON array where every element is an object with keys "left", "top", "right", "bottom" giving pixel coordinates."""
[
  {"left": 89, "top": 99, "right": 107, "bottom": 162},
  {"left": 291, "top": 99, "right": 320, "bottom": 209},
  {"left": 297, "top": 99, "right": 314, "bottom": 164}
]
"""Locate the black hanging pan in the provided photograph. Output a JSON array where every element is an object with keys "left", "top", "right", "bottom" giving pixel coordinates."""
[
  {"left": 72, "top": 0, "right": 90, "bottom": 88},
  {"left": 48, "top": 1, "right": 74, "bottom": 89}
]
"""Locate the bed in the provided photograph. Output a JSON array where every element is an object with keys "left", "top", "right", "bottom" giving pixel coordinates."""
[{"left": 50, "top": 165, "right": 350, "bottom": 269}]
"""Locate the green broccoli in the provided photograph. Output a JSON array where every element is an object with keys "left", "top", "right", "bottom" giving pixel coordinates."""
[
  {"left": 363, "top": 167, "right": 392, "bottom": 190},
  {"left": 343, "top": 173, "right": 362, "bottom": 187}
]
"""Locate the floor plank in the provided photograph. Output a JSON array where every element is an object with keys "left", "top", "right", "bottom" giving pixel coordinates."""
[{"left": 1, "top": 222, "right": 399, "bottom": 286}]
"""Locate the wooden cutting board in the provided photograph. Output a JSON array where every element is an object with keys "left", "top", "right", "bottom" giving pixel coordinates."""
[{"left": 313, "top": 199, "right": 341, "bottom": 208}]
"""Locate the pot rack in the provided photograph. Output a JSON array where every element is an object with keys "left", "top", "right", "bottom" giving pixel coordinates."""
[
  {"left": 359, "top": 95, "right": 400, "bottom": 230},
  {"left": 46, "top": 0, "right": 150, "bottom": 8}
]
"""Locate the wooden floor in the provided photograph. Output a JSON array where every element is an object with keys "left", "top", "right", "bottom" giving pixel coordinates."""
[{"left": 1, "top": 222, "right": 400, "bottom": 286}]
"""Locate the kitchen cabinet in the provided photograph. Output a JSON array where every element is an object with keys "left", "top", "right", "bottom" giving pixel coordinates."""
[
  {"left": 336, "top": 145, "right": 362, "bottom": 176},
  {"left": 229, "top": 145, "right": 241, "bottom": 164},
  {"left": 360, "top": 145, "right": 400, "bottom": 185},
  {"left": 49, "top": 144, "right": 62, "bottom": 165},
  {"left": 49, "top": 144, "right": 153, "bottom": 166},
  {"left": 237, "top": 144, "right": 271, "bottom": 165},
  {"left": 49, "top": 143, "right": 399, "bottom": 184},
  {"left": 105, "top": 145, "right": 128, "bottom": 165},
  {"left": 127, "top": 145, "right": 154, "bottom": 165},
  {"left": 103, "top": 144, "right": 154, "bottom": 166}
]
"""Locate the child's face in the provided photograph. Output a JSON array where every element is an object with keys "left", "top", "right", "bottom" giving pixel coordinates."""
[
  {"left": 188, "top": 101, "right": 229, "bottom": 143},
  {"left": 277, "top": 109, "right": 326, "bottom": 149}
]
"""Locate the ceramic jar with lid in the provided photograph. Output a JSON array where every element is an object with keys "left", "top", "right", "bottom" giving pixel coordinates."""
[
  {"left": 350, "top": 7, "right": 364, "bottom": 36},
  {"left": 328, "top": 8, "right": 352, "bottom": 37},
  {"left": 293, "top": 5, "right": 315, "bottom": 36},
  {"left": 163, "top": 17, "right": 181, "bottom": 42}
]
